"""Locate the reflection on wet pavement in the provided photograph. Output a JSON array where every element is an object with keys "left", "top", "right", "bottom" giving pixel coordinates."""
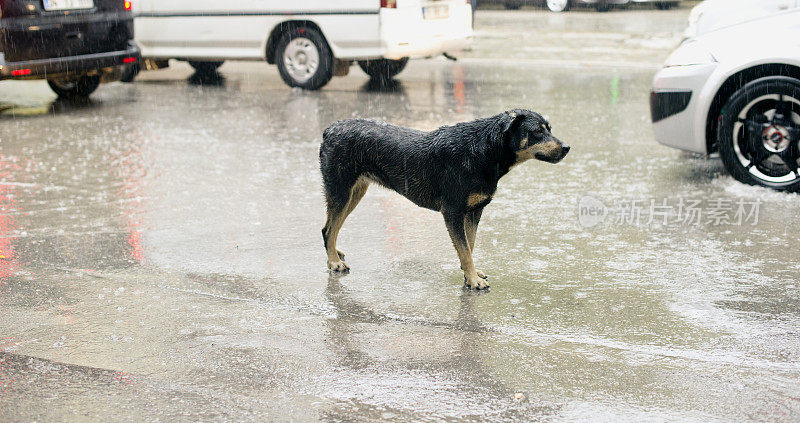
[{"left": 1, "top": 7, "right": 799, "bottom": 422}]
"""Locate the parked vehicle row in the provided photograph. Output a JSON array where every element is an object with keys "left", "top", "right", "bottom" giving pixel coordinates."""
[
  {"left": 4, "top": 0, "right": 800, "bottom": 193},
  {"left": 0, "top": 0, "right": 139, "bottom": 97}
]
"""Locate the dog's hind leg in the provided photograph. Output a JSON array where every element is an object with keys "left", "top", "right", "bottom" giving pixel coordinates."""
[
  {"left": 443, "top": 210, "right": 488, "bottom": 290},
  {"left": 323, "top": 177, "right": 369, "bottom": 272},
  {"left": 464, "top": 207, "right": 487, "bottom": 279}
]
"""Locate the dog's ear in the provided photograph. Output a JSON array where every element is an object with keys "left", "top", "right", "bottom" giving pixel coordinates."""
[{"left": 500, "top": 111, "right": 526, "bottom": 135}]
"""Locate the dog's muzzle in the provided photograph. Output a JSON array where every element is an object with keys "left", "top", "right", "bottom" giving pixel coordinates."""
[{"left": 535, "top": 144, "right": 570, "bottom": 164}]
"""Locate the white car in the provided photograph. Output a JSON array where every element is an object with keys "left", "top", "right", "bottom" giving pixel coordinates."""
[
  {"left": 651, "top": 10, "right": 800, "bottom": 191},
  {"left": 684, "top": 0, "right": 799, "bottom": 39},
  {"left": 129, "top": 0, "right": 473, "bottom": 89}
]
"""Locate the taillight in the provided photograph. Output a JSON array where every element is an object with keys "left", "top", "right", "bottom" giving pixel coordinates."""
[
  {"left": 11, "top": 69, "right": 31, "bottom": 76},
  {"left": 124, "top": 1, "right": 132, "bottom": 10},
  {"left": 380, "top": 0, "right": 397, "bottom": 8}
]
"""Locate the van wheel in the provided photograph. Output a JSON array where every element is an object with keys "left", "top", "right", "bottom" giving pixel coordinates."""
[
  {"left": 189, "top": 61, "right": 224, "bottom": 75},
  {"left": 358, "top": 58, "right": 408, "bottom": 83},
  {"left": 718, "top": 77, "right": 800, "bottom": 192},
  {"left": 275, "top": 27, "right": 333, "bottom": 90},
  {"left": 47, "top": 75, "right": 101, "bottom": 98}
]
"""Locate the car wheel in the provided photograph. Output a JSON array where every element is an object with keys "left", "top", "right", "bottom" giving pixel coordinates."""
[
  {"left": 718, "top": 77, "right": 800, "bottom": 192},
  {"left": 47, "top": 75, "right": 101, "bottom": 98},
  {"left": 505, "top": 0, "right": 523, "bottom": 10},
  {"left": 120, "top": 63, "right": 140, "bottom": 83},
  {"left": 188, "top": 61, "right": 224, "bottom": 75},
  {"left": 275, "top": 27, "right": 334, "bottom": 90},
  {"left": 546, "top": 0, "right": 570, "bottom": 12},
  {"left": 358, "top": 58, "right": 409, "bottom": 83}
]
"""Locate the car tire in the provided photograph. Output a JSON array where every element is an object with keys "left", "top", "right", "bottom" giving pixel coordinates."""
[
  {"left": 718, "top": 77, "right": 800, "bottom": 192},
  {"left": 358, "top": 58, "right": 409, "bottom": 83},
  {"left": 47, "top": 75, "right": 102, "bottom": 98},
  {"left": 188, "top": 61, "right": 224, "bottom": 75},
  {"left": 275, "top": 27, "right": 334, "bottom": 90},
  {"left": 505, "top": 0, "right": 523, "bottom": 10},
  {"left": 120, "top": 63, "right": 140, "bottom": 83},
  {"left": 546, "top": 0, "right": 570, "bottom": 12}
]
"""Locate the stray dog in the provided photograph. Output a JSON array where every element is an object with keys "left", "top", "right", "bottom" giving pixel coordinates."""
[{"left": 319, "top": 109, "right": 570, "bottom": 290}]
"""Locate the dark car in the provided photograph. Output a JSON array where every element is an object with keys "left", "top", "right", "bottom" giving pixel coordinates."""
[{"left": 0, "top": 0, "right": 139, "bottom": 97}]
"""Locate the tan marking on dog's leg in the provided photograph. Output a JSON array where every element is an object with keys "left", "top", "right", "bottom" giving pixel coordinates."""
[
  {"left": 444, "top": 212, "right": 488, "bottom": 290},
  {"left": 464, "top": 208, "right": 487, "bottom": 279},
  {"left": 325, "top": 178, "right": 369, "bottom": 272},
  {"left": 467, "top": 193, "right": 489, "bottom": 208}
]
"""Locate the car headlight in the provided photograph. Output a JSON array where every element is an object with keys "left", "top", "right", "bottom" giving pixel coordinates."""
[{"left": 664, "top": 41, "right": 716, "bottom": 68}]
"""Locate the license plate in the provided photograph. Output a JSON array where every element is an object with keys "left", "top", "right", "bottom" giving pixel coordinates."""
[
  {"left": 422, "top": 5, "right": 449, "bottom": 20},
  {"left": 43, "top": 0, "right": 94, "bottom": 11}
]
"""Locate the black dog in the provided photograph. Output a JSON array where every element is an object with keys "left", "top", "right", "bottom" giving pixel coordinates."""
[{"left": 319, "top": 109, "right": 570, "bottom": 290}]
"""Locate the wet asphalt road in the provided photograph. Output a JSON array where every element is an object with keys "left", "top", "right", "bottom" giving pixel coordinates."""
[{"left": 2, "top": 6, "right": 800, "bottom": 422}]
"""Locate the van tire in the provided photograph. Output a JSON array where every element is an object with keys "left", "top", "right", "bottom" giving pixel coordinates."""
[
  {"left": 275, "top": 27, "right": 333, "bottom": 90},
  {"left": 189, "top": 61, "right": 224, "bottom": 75},
  {"left": 47, "top": 75, "right": 101, "bottom": 98},
  {"left": 358, "top": 58, "right": 408, "bottom": 83}
]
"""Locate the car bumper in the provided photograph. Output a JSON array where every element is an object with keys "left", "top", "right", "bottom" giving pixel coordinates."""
[
  {"left": 0, "top": 42, "right": 140, "bottom": 81},
  {"left": 383, "top": 35, "right": 473, "bottom": 60},
  {"left": 651, "top": 63, "right": 717, "bottom": 154},
  {"left": 380, "top": 4, "right": 473, "bottom": 60}
]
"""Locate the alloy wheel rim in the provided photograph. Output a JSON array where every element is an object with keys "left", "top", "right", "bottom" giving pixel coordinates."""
[
  {"left": 733, "top": 93, "right": 800, "bottom": 185},
  {"left": 547, "top": 0, "right": 568, "bottom": 11},
  {"left": 283, "top": 37, "right": 319, "bottom": 83}
]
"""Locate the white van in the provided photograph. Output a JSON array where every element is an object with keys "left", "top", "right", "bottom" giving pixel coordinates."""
[{"left": 130, "top": 0, "right": 473, "bottom": 89}]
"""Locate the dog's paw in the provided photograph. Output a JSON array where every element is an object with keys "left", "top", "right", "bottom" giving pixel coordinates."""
[
  {"left": 476, "top": 270, "right": 488, "bottom": 279},
  {"left": 328, "top": 259, "right": 350, "bottom": 272},
  {"left": 464, "top": 274, "right": 490, "bottom": 290},
  {"left": 337, "top": 249, "right": 346, "bottom": 260}
]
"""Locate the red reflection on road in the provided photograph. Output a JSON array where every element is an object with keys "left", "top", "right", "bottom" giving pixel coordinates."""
[
  {"left": 113, "top": 134, "right": 150, "bottom": 265},
  {"left": 451, "top": 65, "right": 467, "bottom": 115},
  {"left": 0, "top": 155, "right": 24, "bottom": 300}
]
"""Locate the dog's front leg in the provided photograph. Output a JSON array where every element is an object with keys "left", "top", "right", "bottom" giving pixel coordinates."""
[
  {"left": 464, "top": 207, "right": 487, "bottom": 280},
  {"left": 444, "top": 210, "right": 489, "bottom": 290}
]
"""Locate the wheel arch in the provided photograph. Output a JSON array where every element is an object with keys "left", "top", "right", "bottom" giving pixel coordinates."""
[
  {"left": 705, "top": 63, "right": 800, "bottom": 153},
  {"left": 265, "top": 20, "right": 334, "bottom": 64}
]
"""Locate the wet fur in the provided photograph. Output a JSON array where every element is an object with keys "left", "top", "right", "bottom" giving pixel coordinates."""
[{"left": 319, "top": 109, "right": 569, "bottom": 289}]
